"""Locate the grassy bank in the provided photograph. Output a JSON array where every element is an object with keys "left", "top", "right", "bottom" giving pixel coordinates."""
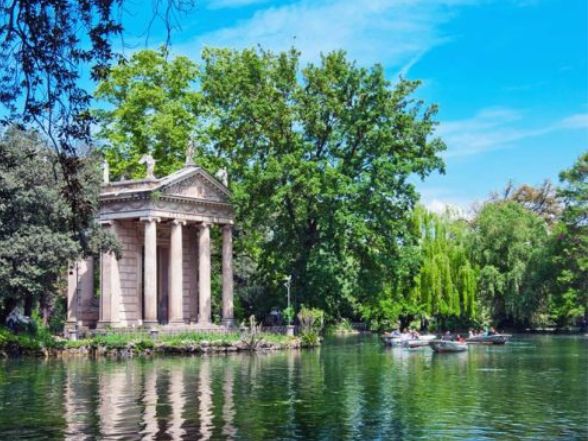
[{"left": 0, "top": 327, "right": 306, "bottom": 358}]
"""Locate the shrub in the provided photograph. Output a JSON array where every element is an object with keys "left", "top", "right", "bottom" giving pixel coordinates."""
[
  {"left": 298, "top": 306, "right": 324, "bottom": 334},
  {"left": 298, "top": 306, "right": 324, "bottom": 347},
  {"left": 283, "top": 306, "right": 295, "bottom": 325},
  {"left": 300, "top": 330, "right": 320, "bottom": 347}
]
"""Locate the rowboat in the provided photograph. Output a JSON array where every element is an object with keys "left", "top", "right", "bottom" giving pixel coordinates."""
[
  {"left": 403, "top": 335, "right": 437, "bottom": 348},
  {"left": 466, "top": 334, "right": 511, "bottom": 345},
  {"left": 381, "top": 334, "right": 405, "bottom": 347},
  {"left": 381, "top": 334, "right": 436, "bottom": 348},
  {"left": 429, "top": 339, "right": 468, "bottom": 353}
]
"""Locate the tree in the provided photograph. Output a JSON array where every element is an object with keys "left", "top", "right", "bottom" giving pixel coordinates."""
[
  {"left": 201, "top": 48, "right": 445, "bottom": 318},
  {"left": 370, "top": 205, "right": 478, "bottom": 331},
  {"left": 0, "top": 0, "right": 195, "bottom": 252},
  {"left": 472, "top": 201, "right": 549, "bottom": 328},
  {"left": 0, "top": 129, "right": 77, "bottom": 322},
  {"left": 0, "top": 128, "right": 119, "bottom": 324},
  {"left": 548, "top": 153, "right": 588, "bottom": 326},
  {"left": 491, "top": 180, "right": 561, "bottom": 224},
  {"left": 95, "top": 47, "right": 446, "bottom": 320},
  {"left": 412, "top": 207, "right": 477, "bottom": 328},
  {"left": 95, "top": 47, "right": 201, "bottom": 178}
]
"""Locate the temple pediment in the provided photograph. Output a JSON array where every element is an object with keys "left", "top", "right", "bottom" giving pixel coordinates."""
[
  {"left": 161, "top": 169, "right": 229, "bottom": 203},
  {"left": 99, "top": 165, "right": 234, "bottom": 224}
]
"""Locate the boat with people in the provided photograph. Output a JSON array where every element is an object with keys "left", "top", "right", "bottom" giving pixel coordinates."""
[
  {"left": 381, "top": 330, "right": 436, "bottom": 348},
  {"left": 429, "top": 339, "right": 468, "bottom": 353},
  {"left": 466, "top": 328, "right": 511, "bottom": 345},
  {"left": 403, "top": 335, "right": 436, "bottom": 348}
]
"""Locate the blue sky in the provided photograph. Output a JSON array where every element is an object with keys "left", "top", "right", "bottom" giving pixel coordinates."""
[{"left": 118, "top": 0, "right": 587, "bottom": 212}]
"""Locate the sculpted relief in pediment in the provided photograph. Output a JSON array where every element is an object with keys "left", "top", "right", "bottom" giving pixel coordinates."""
[{"left": 164, "top": 175, "right": 228, "bottom": 202}]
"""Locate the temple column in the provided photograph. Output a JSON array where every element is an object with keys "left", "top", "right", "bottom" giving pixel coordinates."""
[
  {"left": 141, "top": 217, "right": 159, "bottom": 326},
  {"left": 198, "top": 223, "right": 211, "bottom": 325},
  {"left": 222, "top": 224, "right": 235, "bottom": 327},
  {"left": 66, "top": 257, "right": 94, "bottom": 337},
  {"left": 98, "top": 221, "right": 120, "bottom": 328},
  {"left": 169, "top": 219, "right": 185, "bottom": 325}
]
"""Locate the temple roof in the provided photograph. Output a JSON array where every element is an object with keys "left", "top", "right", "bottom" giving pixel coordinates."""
[
  {"left": 100, "top": 165, "right": 231, "bottom": 199},
  {"left": 99, "top": 165, "right": 234, "bottom": 224}
]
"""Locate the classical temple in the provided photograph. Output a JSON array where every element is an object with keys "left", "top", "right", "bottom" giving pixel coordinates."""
[{"left": 65, "top": 158, "right": 235, "bottom": 335}]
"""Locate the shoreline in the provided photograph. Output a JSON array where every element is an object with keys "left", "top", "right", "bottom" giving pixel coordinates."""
[
  {"left": 0, "top": 328, "right": 308, "bottom": 359},
  {"left": 0, "top": 339, "right": 304, "bottom": 359}
]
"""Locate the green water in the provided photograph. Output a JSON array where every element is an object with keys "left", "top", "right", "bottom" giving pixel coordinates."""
[{"left": 0, "top": 335, "right": 586, "bottom": 440}]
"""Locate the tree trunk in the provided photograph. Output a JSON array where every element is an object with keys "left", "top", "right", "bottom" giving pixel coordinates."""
[
  {"left": 40, "top": 292, "right": 53, "bottom": 327},
  {"left": 399, "top": 315, "right": 413, "bottom": 331},
  {"left": 24, "top": 295, "right": 34, "bottom": 317}
]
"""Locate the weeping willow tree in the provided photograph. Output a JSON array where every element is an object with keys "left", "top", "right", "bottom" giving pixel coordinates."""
[{"left": 409, "top": 206, "right": 478, "bottom": 328}]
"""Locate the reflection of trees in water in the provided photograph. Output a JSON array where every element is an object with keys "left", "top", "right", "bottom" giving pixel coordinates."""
[{"left": 44, "top": 337, "right": 588, "bottom": 440}]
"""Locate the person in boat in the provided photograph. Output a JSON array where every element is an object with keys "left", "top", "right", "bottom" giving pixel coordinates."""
[
  {"left": 442, "top": 331, "right": 452, "bottom": 341},
  {"left": 391, "top": 329, "right": 401, "bottom": 337},
  {"left": 468, "top": 329, "right": 475, "bottom": 338},
  {"left": 456, "top": 334, "right": 465, "bottom": 343}
]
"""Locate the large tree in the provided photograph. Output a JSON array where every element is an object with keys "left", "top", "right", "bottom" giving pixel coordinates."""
[
  {"left": 0, "top": 0, "right": 194, "bottom": 252},
  {"left": 548, "top": 152, "right": 588, "bottom": 326},
  {"left": 412, "top": 206, "right": 477, "bottom": 327},
  {"left": 95, "top": 47, "right": 201, "bottom": 178},
  {"left": 472, "top": 201, "right": 549, "bottom": 328},
  {"left": 95, "top": 47, "right": 446, "bottom": 319},
  {"left": 0, "top": 130, "right": 80, "bottom": 321}
]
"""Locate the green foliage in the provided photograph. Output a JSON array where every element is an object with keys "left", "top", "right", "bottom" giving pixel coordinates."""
[
  {"left": 472, "top": 201, "right": 549, "bottom": 327},
  {"left": 0, "top": 324, "right": 62, "bottom": 352},
  {"left": 297, "top": 306, "right": 324, "bottom": 347},
  {"left": 413, "top": 206, "right": 477, "bottom": 323},
  {"left": 300, "top": 330, "right": 320, "bottom": 347},
  {"left": 547, "top": 153, "right": 588, "bottom": 326},
  {"left": 282, "top": 306, "right": 295, "bottom": 325},
  {"left": 95, "top": 47, "right": 445, "bottom": 322},
  {"left": 203, "top": 48, "right": 445, "bottom": 319},
  {"left": 95, "top": 47, "right": 201, "bottom": 178},
  {"left": 298, "top": 306, "right": 325, "bottom": 334},
  {"left": 360, "top": 205, "right": 478, "bottom": 330},
  {"left": 326, "top": 318, "right": 354, "bottom": 335},
  {"left": 0, "top": 128, "right": 119, "bottom": 324},
  {"left": 0, "top": 129, "right": 79, "bottom": 319}
]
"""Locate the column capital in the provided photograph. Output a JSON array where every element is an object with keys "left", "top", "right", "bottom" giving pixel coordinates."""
[
  {"left": 198, "top": 222, "right": 211, "bottom": 230},
  {"left": 99, "top": 220, "right": 114, "bottom": 227},
  {"left": 140, "top": 216, "right": 161, "bottom": 223},
  {"left": 171, "top": 218, "right": 187, "bottom": 226}
]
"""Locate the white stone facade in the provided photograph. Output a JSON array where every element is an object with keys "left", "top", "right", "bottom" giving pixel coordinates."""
[{"left": 66, "top": 165, "right": 235, "bottom": 334}]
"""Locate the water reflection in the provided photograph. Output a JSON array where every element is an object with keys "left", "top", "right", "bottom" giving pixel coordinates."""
[
  {"left": 1, "top": 336, "right": 587, "bottom": 440},
  {"left": 61, "top": 355, "right": 243, "bottom": 440}
]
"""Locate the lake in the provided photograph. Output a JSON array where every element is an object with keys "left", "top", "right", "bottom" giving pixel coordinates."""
[{"left": 0, "top": 334, "right": 586, "bottom": 440}]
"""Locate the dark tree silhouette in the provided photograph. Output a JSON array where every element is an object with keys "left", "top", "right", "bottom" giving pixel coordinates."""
[{"left": 0, "top": 0, "right": 194, "bottom": 249}]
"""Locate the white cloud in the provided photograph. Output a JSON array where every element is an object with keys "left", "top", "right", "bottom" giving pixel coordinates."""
[
  {"left": 176, "top": 0, "right": 478, "bottom": 69},
  {"left": 437, "top": 108, "right": 588, "bottom": 158},
  {"left": 558, "top": 113, "right": 588, "bottom": 130},
  {"left": 418, "top": 187, "right": 476, "bottom": 218}
]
